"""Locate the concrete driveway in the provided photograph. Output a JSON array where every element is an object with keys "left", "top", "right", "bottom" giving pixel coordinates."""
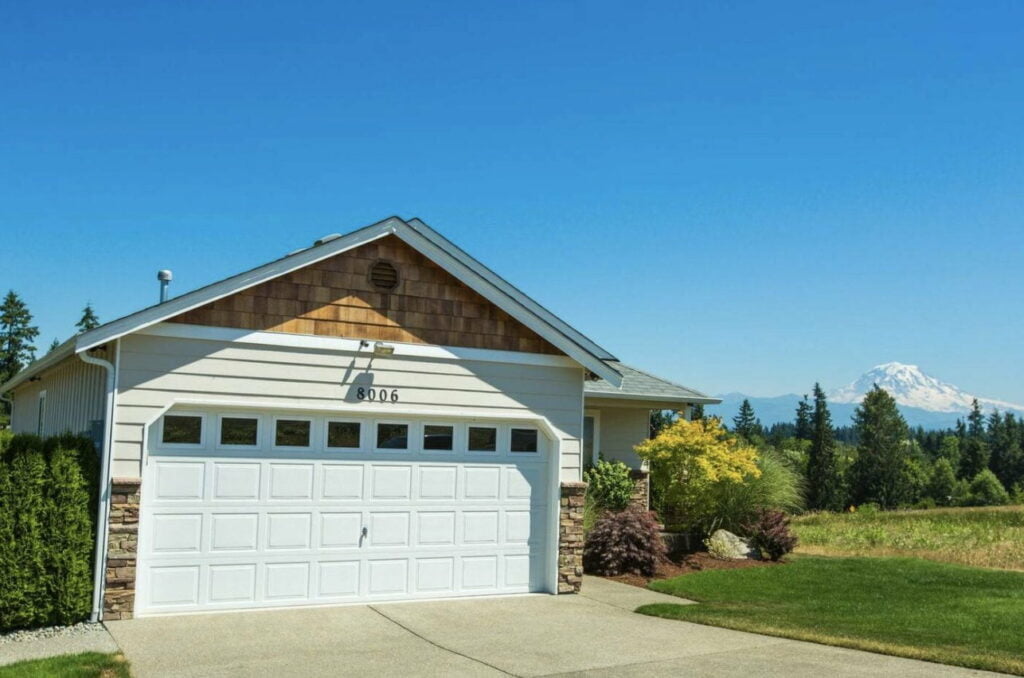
[{"left": 105, "top": 577, "right": 1003, "bottom": 678}]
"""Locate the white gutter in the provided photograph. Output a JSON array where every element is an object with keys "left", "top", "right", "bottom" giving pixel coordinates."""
[{"left": 80, "top": 340, "right": 119, "bottom": 623}]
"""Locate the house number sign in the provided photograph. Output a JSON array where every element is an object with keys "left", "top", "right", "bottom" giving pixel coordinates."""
[{"left": 356, "top": 387, "right": 400, "bottom": 403}]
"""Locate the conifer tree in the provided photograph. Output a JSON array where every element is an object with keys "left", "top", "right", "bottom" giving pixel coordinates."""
[
  {"left": 0, "top": 291, "right": 39, "bottom": 409},
  {"left": 690, "top": 403, "right": 705, "bottom": 421},
  {"left": 794, "top": 395, "right": 812, "bottom": 441},
  {"left": 807, "top": 384, "right": 842, "bottom": 510},
  {"left": 989, "top": 412, "right": 1024, "bottom": 491},
  {"left": 732, "top": 399, "right": 761, "bottom": 441},
  {"left": 927, "top": 457, "right": 958, "bottom": 506},
  {"left": 47, "top": 338, "right": 60, "bottom": 354},
  {"left": 849, "top": 386, "right": 912, "bottom": 508},
  {"left": 75, "top": 303, "right": 100, "bottom": 333},
  {"left": 959, "top": 399, "right": 990, "bottom": 479}
]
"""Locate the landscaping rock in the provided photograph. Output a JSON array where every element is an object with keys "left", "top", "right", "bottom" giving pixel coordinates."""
[{"left": 706, "top": 529, "right": 759, "bottom": 560}]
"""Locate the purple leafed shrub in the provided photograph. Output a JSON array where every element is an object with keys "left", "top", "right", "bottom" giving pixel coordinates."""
[
  {"left": 583, "top": 508, "right": 667, "bottom": 576},
  {"left": 743, "top": 509, "right": 798, "bottom": 561}
]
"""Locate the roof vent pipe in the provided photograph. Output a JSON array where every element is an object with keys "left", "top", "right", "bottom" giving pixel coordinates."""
[{"left": 157, "top": 270, "right": 173, "bottom": 303}]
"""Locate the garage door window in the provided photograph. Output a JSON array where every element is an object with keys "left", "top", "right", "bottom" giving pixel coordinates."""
[
  {"left": 275, "top": 419, "right": 311, "bottom": 447},
  {"left": 510, "top": 428, "right": 538, "bottom": 453},
  {"left": 377, "top": 423, "right": 408, "bottom": 450},
  {"left": 220, "top": 417, "right": 259, "bottom": 447},
  {"left": 327, "top": 421, "right": 361, "bottom": 449},
  {"left": 468, "top": 426, "right": 497, "bottom": 452},
  {"left": 423, "top": 424, "right": 454, "bottom": 451},
  {"left": 162, "top": 415, "right": 203, "bottom": 446}
]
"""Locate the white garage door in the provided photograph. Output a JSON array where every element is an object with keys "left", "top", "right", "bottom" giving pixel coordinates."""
[{"left": 135, "top": 411, "right": 552, "bottom": 616}]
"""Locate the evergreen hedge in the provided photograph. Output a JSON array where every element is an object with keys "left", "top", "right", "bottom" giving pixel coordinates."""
[{"left": 0, "top": 433, "right": 99, "bottom": 632}]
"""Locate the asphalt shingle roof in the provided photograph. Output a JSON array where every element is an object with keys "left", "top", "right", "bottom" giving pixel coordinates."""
[{"left": 584, "top": 362, "right": 720, "bottom": 404}]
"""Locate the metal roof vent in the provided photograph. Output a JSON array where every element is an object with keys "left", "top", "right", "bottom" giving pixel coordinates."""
[
  {"left": 315, "top": 233, "right": 341, "bottom": 247},
  {"left": 157, "top": 270, "right": 173, "bottom": 303},
  {"left": 369, "top": 260, "right": 400, "bottom": 292}
]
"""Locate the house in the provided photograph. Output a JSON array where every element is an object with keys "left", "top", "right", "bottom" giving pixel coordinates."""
[{"left": 0, "top": 217, "right": 718, "bottom": 620}]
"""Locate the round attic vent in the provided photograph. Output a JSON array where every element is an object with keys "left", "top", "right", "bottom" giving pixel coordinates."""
[{"left": 369, "top": 260, "right": 400, "bottom": 291}]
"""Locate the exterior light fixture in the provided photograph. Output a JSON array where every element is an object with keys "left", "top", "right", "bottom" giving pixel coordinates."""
[{"left": 373, "top": 342, "right": 395, "bottom": 357}]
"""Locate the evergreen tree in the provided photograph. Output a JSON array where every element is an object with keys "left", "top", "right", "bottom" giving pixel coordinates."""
[
  {"left": 959, "top": 400, "right": 990, "bottom": 479},
  {"left": 732, "top": 399, "right": 761, "bottom": 440},
  {"left": 47, "top": 338, "right": 60, "bottom": 354},
  {"left": 0, "top": 290, "right": 39, "bottom": 394},
  {"left": 927, "top": 458, "right": 957, "bottom": 506},
  {"left": 849, "top": 386, "right": 912, "bottom": 508},
  {"left": 75, "top": 303, "right": 100, "bottom": 333},
  {"left": 936, "top": 435, "right": 960, "bottom": 468},
  {"left": 690, "top": 403, "right": 705, "bottom": 421},
  {"left": 989, "top": 412, "right": 1024, "bottom": 491},
  {"left": 794, "top": 395, "right": 812, "bottom": 441},
  {"left": 806, "top": 384, "right": 842, "bottom": 510}
]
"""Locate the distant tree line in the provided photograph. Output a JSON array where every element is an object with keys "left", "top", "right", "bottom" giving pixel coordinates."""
[{"left": 682, "top": 386, "right": 1023, "bottom": 512}]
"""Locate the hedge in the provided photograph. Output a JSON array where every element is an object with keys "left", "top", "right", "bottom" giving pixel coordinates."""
[{"left": 0, "top": 433, "right": 99, "bottom": 631}]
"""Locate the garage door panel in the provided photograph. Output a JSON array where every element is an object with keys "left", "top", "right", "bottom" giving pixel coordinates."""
[
  {"left": 213, "top": 463, "right": 261, "bottom": 500},
  {"left": 139, "top": 415, "right": 553, "bottom": 615}
]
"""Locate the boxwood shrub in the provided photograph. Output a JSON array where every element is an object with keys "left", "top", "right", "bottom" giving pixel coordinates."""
[{"left": 0, "top": 433, "right": 99, "bottom": 632}]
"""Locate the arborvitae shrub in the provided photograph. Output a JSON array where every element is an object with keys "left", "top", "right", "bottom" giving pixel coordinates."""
[
  {"left": 583, "top": 509, "right": 667, "bottom": 576},
  {"left": 6, "top": 435, "right": 51, "bottom": 629},
  {"left": 47, "top": 444, "right": 95, "bottom": 624},
  {"left": 0, "top": 433, "right": 99, "bottom": 631},
  {"left": 743, "top": 509, "right": 798, "bottom": 561}
]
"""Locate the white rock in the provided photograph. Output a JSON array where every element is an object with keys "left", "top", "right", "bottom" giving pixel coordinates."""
[{"left": 706, "top": 529, "right": 758, "bottom": 560}]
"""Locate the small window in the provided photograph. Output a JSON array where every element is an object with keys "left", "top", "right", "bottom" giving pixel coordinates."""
[
  {"left": 377, "top": 423, "right": 408, "bottom": 450},
  {"left": 327, "top": 421, "right": 361, "bottom": 449},
  {"left": 220, "top": 417, "right": 258, "bottom": 446},
  {"left": 423, "top": 424, "right": 454, "bottom": 451},
  {"left": 163, "top": 415, "right": 202, "bottom": 445},
  {"left": 369, "top": 260, "right": 400, "bottom": 291},
  {"left": 36, "top": 391, "right": 47, "bottom": 436},
  {"left": 468, "top": 426, "right": 497, "bottom": 452},
  {"left": 275, "top": 419, "right": 311, "bottom": 447},
  {"left": 511, "top": 428, "right": 538, "bottom": 453}
]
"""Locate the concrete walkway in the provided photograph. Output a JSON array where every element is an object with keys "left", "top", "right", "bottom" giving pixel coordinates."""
[
  {"left": 0, "top": 624, "right": 119, "bottom": 667},
  {"left": 105, "top": 577, "right": 1006, "bottom": 678}
]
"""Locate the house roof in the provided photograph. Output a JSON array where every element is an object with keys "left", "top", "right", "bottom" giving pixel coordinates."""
[
  {"left": 584, "top": 361, "right": 721, "bottom": 405},
  {"left": 2, "top": 216, "right": 624, "bottom": 393}
]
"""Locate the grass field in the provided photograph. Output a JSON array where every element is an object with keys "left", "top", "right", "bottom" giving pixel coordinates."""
[
  {"left": 0, "top": 653, "right": 129, "bottom": 678},
  {"left": 791, "top": 505, "right": 1024, "bottom": 570},
  {"left": 640, "top": 555, "right": 1024, "bottom": 675}
]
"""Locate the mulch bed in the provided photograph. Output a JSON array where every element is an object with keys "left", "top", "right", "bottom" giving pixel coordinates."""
[{"left": 607, "top": 551, "right": 780, "bottom": 588}]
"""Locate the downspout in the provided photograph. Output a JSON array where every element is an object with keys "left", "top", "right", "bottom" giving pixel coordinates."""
[{"left": 80, "top": 340, "right": 120, "bottom": 624}]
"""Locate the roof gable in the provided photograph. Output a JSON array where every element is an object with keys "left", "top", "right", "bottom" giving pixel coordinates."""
[
  {"left": 169, "top": 234, "right": 563, "bottom": 355},
  {"left": 52, "top": 216, "right": 622, "bottom": 387}
]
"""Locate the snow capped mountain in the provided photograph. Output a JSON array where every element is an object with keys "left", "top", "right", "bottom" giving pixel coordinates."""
[{"left": 829, "top": 362, "right": 1024, "bottom": 415}]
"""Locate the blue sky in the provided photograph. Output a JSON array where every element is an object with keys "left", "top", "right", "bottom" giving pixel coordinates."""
[{"left": 2, "top": 2, "right": 1022, "bottom": 403}]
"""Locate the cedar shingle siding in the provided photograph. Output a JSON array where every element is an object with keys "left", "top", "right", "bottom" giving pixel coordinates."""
[{"left": 170, "top": 235, "right": 561, "bottom": 354}]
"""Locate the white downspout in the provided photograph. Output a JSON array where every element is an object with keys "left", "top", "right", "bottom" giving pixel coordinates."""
[{"left": 80, "top": 340, "right": 119, "bottom": 624}]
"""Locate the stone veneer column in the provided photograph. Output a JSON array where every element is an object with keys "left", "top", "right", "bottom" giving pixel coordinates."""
[
  {"left": 628, "top": 469, "right": 650, "bottom": 512},
  {"left": 104, "top": 477, "right": 141, "bottom": 620},
  {"left": 558, "top": 481, "right": 587, "bottom": 593}
]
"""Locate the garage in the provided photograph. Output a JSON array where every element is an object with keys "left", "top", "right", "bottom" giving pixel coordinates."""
[{"left": 136, "top": 410, "right": 553, "bottom": 615}]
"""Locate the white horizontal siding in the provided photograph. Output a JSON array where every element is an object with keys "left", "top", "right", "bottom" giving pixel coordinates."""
[
  {"left": 591, "top": 406, "right": 650, "bottom": 470},
  {"left": 113, "top": 334, "right": 584, "bottom": 479},
  {"left": 10, "top": 351, "right": 107, "bottom": 438}
]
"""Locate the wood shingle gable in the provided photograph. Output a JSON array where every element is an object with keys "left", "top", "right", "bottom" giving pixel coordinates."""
[{"left": 169, "top": 235, "right": 563, "bottom": 355}]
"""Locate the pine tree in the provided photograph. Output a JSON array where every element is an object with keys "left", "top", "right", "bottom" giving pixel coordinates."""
[
  {"left": 690, "top": 403, "right": 705, "bottom": 421},
  {"left": 0, "top": 290, "right": 39, "bottom": 390},
  {"left": 75, "top": 303, "right": 100, "bottom": 333},
  {"left": 849, "top": 386, "right": 912, "bottom": 508},
  {"left": 807, "top": 383, "right": 842, "bottom": 510},
  {"left": 959, "top": 399, "right": 990, "bottom": 479},
  {"left": 732, "top": 399, "right": 761, "bottom": 440},
  {"left": 794, "top": 395, "right": 812, "bottom": 441},
  {"left": 989, "top": 412, "right": 1024, "bottom": 491},
  {"left": 47, "top": 338, "right": 60, "bottom": 354}
]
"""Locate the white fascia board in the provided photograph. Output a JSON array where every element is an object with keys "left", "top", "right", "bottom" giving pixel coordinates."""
[
  {"left": 137, "top": 323, "right": 581, "bottom": 369},
  {"left": 396, "top": 223, "right": 623, "bottom": 387},
  {"left": 0, "top": 339, "right": 77, "bottom": 393},
  {"left": 74, "top": 217, "right": 405, "bottom": 353},
  {"left": 405, "top": 218, "right": 618, "bottom": 361}
]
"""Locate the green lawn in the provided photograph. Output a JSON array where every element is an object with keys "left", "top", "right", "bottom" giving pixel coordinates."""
[
  {"left": 792, "top": 505, "right": 1024, "bottom": 570},
  {"left": 0, "top": 653, "right": 129, "bottom": 678},
  {"left": 639, "top": 555, "right": 1024, "bottom": 676}
]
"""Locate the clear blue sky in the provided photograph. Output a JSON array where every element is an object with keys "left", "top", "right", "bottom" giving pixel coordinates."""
[{"left": 2, "top": 2, "right": 1022, "bottom": 402}]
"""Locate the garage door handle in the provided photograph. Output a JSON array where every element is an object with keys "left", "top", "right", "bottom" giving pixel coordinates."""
[{"left": 361, "top": 526, "right": 368, "bottom": 538}]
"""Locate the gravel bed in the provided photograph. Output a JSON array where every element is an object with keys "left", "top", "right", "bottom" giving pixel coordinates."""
[{"left": 0, "top": 622, "right": 99, "bottom": 645}]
